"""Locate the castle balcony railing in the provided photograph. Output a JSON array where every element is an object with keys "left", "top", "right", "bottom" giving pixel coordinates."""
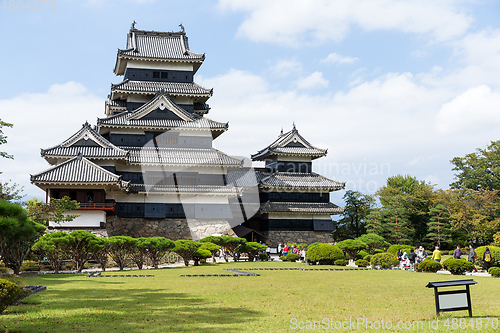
[{"left": 77, "top": 203, "right": 116, "bottom": 211}]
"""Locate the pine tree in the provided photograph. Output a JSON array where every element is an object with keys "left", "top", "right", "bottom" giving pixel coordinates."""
[
  {"left": 382, "top": 195, "right": 413, "bottom": 244},
  {"left": 427, "top": 203, "right": 452, "bottom": 247}
]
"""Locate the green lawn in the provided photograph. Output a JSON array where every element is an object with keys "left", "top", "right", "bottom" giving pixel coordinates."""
[{"left": 2, "top": 261, "right": 499, "bottom": 332}]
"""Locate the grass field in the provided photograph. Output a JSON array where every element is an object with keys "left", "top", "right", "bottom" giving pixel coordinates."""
[{"left": 2, "top": 261, "right": 499, "bottom": 332}]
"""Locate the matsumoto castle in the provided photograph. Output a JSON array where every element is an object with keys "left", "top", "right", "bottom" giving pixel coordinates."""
[{"left": 30, "top": 24, "right": 345, "bottom": 245}]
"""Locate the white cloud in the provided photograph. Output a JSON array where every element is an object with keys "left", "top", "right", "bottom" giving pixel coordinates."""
[
  {"left": 218, "top": 0, "right": 472, "bottom": 46},
  {"left": 436, "top": 85, "right": 500, "bottom": 134},
  {"left": 321, "top": 53, "right": 358, "bottom": 64},
  {"left": 0, "top": 82, "right": 103, "bottom": 199},
  {"left": 269, "top": 59, "right": 303, "bottom": 77},
  {"left": 295, "top": 72, "right": 329, "bottom": 89}
]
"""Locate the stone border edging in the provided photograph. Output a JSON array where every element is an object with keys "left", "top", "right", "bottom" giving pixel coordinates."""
[
  {"left": 87, "top": 272, "right": 154, "bottom": 278},
  {"left": 180, "top": 267, "right": 372, "bottom": 277}
]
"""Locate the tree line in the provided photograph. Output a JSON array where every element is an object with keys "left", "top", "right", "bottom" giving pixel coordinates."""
[{"left": 334, "top": 140, "right": 500, "bottom": 248}]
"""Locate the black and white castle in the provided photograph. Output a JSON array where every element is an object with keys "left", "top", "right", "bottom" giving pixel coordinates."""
[{"left": 30, "top": 24, "right": 345, "bottom": 245}]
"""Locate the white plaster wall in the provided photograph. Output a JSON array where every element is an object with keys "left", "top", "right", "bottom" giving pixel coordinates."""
[
  {"left": 126, "top": 60, "right": 193, "bottom": 71},
  {"left": 49, "top": 210, "right": 105, "bottom": 227}
]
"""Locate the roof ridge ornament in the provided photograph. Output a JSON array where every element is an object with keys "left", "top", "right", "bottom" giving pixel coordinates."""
[
  {"left": 179, "top": 23, "right": 185, "bottom": 33},
  {"left": 131, "top": 21, "right": 137, "bottom": 31}
]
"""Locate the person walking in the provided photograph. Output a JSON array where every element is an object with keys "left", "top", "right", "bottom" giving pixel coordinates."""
[
  {"left": 483, "top": 247, "right": 493, "bottom": 272},
  {"left": 431, "top": 246, "right": 441, "bottom": 262},
  {"left": 468, "top": 244, "right": 478, "bottom": 272},
  {"left": 408, "top": 248, "right": 417, "bottom": 271},
  {"left": 397, "top": 249, "right": 404, "bottom": 269},
  {"left": 278, "top": 243, "right": 282, "bottom": 256},
  {"left": 453, "top": 245, "right": 462, "bottom": 259}
]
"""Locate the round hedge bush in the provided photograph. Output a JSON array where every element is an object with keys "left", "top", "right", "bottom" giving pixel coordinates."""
[
  {"left": 283, "top": 253, "right": 300, "bottom": 262},
  {"left": 415, "top": 259, "right": 442, "bottom": 273},
  {"left": 475, "top": 246, "right": 500, "bottom": 269},
  {"left": 355, "top": 259, "right": 369, "bottom": 267},
  {"left": 488, "top": 267, "right": 500, "bottom": 277},
  {"left": 370, "top": 252, "right": 399, "bottom": 269},
  {"left": 305, "top": 244, "right": 344, "bottom": 265},
  {"left": 0, "top": 279, "right": 29, "bottom": 313},
  {"left": 356, "top": 250, "right": 369, "bottom": 260},
  {"left": 363, "top": 254, "right": 373, "bottom": 262},
  {"left": 259, "top": 253, "right": 269, "bottom": 261},
  {"left": 334, "top": 259, "right": 348, "bottom": 266},
  {"left": 387, "top": 244, "right": 412, "bottom": 255},
  {"left": 442, "top": 258, "right": 475, "bottom": 275}
]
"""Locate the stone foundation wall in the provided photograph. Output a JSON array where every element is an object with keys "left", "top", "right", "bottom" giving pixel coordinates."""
[
  {"left": 106, "top": 216, "right": 235, "bottom": 240},
  {"left": 263, "top": 230, "right": 333, "bottom": 246}
]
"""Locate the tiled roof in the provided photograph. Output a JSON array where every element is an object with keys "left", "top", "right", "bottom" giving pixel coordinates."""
[
  {"left": 118, "top": 29, "right": 204, "bottom": 61},
  {"left": 125, "top": 147, "right": 242, "bottom": 166},
  {"left": 97, "top": 112, "right": 227, "bottom": 130},
  {"left": 260, "top": 172, "right": 344, "bottom": 191},
  {"left": 260, "top": 201, "right": 344, "bottom": 214},
  {"left": 129, "top": 184, "right": 238, "bottom": 194},
  {"left": 252, "top": 125, "right": 327, "bottom": 160},
  {"left": 111, "top": 80, "right": 212, "bottom": 97},
  {"left": 226, "top": 169, "right": 344, "bottom": 192},
  {"left": 31, "top": 154, "right": 129, "bottom": 188},
  {"left": 41, "top": 122, "right": 128, "bottom": 160},
  {"left": 98, "top": 92, "right": 226, "bottom": 131}
]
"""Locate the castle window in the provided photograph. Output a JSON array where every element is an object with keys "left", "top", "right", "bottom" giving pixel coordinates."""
[
  {"left": 161, "top": 72, "right": 168, "bottom": 79},
  {"left": 153, "top": 71, "right": 160, "bottom": 78}
]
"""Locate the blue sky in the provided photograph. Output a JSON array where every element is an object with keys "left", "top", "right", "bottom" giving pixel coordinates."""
[{"left": 2, "top": 0, "right": 500, "bottom": 204}]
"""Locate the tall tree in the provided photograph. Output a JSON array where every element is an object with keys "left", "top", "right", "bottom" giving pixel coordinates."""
[
  {"left": 0, "top": 200, "right": 45, "bottom": 274},
  {"left": 365, "top": 209, "right": 385, "bottom": 236},
  {"left": 377, "top": 174, "right": 435, "bottom": 244},
  {"left": 382, "top": 195, "right": 413, "bottom": 244},
  {"left": 333, "top": 190, "right": 375, "bottom": 241},
  {"left": 439, "top": 188, "right": 500, "bottom": 245},
  {"left": 0, "top": 119, "right": 13, "bottom": 160},
  {"left": 450, "top": 140, "right": 500, "bottom": 191},
  {"left": 426, "top": 203, "right": 452, "bottom": 248}
]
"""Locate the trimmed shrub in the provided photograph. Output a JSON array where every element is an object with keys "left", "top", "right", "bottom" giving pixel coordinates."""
[
  {"left": 373, "top": 249, "right": 384, "bottom": 254},
  {"left": 305, "top": 244, "right": 344, "bottom": 265},
  {"left": 475, "top": 246, "right": 500, "bottom": 269},
  {"left": 0, "top": 279, "right": 29, "bottom": 313},
  {"left": 334, "top": 259, "right": 348, "bottom": 266},
  {"left": 356, "top": 250, "right": 369, "bottom": 260},
  {"left": 387, "top": 244, "right": 412, "bottom": 255},
  {"left": 448, "top": 250, "right": 455, "bottom": 256},
  {"left": 337, "top": 239, "right": 368, "bottom": 261},
  {"left": 442, "top": 258, "right": 474, "bottom": 275},
  {"left": 279, "top": 256, "right": 287, "bottom": 261},
  {"left": 363, "top": 254, "right": 373, "bottom": 262},
  {"left": 415, "top": 259, "right": 442, "bottom": 273},
  {"left": 355, "top": 259, "right": 369, "bottom": 267},
  {"left": 370, "top": 253, "right": 399, "bottom": 269},
  {"left": 488, "top": 267, "right": 500, "bottom": 277},
  {"left": 282, "top": 253, "right": 300, "bottom": 262},
  {"left": 259, "top": 253, "right": 269, "bottom": 261}
]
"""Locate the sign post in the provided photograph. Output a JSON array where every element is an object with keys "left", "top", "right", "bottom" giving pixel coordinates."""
[{"left": 426, "top": 279, "right": 477, "bottom": 317}]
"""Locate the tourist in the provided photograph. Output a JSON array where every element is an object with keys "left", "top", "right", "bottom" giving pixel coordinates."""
[
  {"left": 417, "top": 246, "right": 427, "bottom": 263},
  {"left": 453, "top": 245, "right": 462, "bottom": 259},
  {"left": 483, "top": 247, "right": 493, "bottom": 271},
  {"left": 300, "top": 248, "right": 306, "bottom": 260},
  {"left": 468, "top": 244, "right": 478, "bottom": 272},
  {"left": 396, "top": 249, "right": 403, "bottom": 268},
  {"left": 431, "top": 246, "right": 441, "bottom": 262},
  {"left": 283, "top": 244, "right": 289, "bottom": 256},
  {"left": 401, "top": 251, "right": 408, "bottom": 270},
  {"left": 408, "top": 248, "right": 417, "bottom": 271},
  {"left": 278, "top": 243, "right": 282, "bottom": 256}
]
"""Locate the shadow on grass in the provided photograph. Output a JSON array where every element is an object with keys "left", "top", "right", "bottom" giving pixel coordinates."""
[{"left": 3, "top": 287, "right": 264, "bottom": 332}]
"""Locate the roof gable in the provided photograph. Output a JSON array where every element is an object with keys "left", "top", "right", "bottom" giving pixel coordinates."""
[
  {"left": 251, "top": 125, "right": 327, "bottom": 161},
  {"left": 41, "top": 122, "right": 128, "bottom": 160},
  {"left": 31, "top": 154, "right": 129, "bottom": 188},
  {"left": 129, "top": 93, "right": 194, "bottom": 122}
]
